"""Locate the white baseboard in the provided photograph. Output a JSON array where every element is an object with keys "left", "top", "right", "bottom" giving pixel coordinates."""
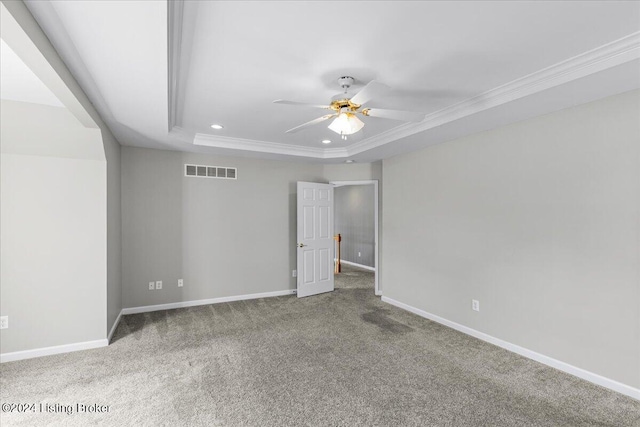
[
  {"left": 1, "top": 339, "right": 108, "bottom": 363},
  {"left": 122, "top": 289, "right": 296, "bottom": 315},
  {"left": 1, "top": 290, "right": 295, "bottom": 363},
  {"left": 107, "top": 310, "right": 123, "bottom": 343},
  {"left": 381, "top": 296, "right": 640, "bottom": 401},
  {"left": 339, "top": 260, "right": 376, "bottom": 272}
]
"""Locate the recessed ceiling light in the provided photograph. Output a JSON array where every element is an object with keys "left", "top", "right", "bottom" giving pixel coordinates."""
[
  {"left": 321, "top": 139, "right": 331, "bottom": 144},
  {"left": 345, "top": 160, "right": 354, "bottom": 164},
  {"left": 210, "top": 124, "right": 224, "bottom": 130}
]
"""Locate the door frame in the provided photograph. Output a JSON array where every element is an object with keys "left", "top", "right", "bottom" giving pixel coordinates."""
[{"left": 329, "top": 180, "right": 380, "bottom": 296}]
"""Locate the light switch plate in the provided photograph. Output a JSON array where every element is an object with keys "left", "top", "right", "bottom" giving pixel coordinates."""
[
  {"left": 178, "top": 279, "right": 183, "bottom": 287},
  {"left": 149, "top": 282, "right": 155, "bottom": 290}
]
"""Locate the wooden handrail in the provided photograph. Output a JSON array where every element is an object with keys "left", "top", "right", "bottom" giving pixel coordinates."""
[{"left": 334, "top": 233, "right": 341, "bottom": 273}]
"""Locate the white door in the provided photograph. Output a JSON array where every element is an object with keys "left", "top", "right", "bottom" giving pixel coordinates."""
[{"left": 297, "top": 182, "right": 334, "bottom": 298}]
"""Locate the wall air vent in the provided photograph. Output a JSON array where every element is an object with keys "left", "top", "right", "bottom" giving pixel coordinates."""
[{"left": 185, "top": 164, "right": 237, "bottom": 180}]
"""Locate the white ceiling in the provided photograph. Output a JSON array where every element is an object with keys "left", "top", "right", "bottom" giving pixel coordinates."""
[
  {"left": 0, "top": 38, "right": 63, "bottom": 107},
  {"left": 24, "top": 1, "right": 640, "bottom": 162}
]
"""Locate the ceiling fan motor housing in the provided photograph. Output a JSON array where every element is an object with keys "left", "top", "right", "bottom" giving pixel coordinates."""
[{"left": 331, "top": 76, "right": 358, "bottom": 109}]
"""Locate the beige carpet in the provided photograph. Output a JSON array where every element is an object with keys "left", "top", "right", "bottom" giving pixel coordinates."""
[{"left": 1, "top": 265, "right": 638, "bottom": 426}]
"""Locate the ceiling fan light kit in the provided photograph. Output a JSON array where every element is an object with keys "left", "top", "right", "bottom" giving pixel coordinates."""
[
  {"left": 274, "top": 76, "right": 425, "bottom": 137},
  {"left": 328, "top": 112, "right": 364, "bottom": 139}
]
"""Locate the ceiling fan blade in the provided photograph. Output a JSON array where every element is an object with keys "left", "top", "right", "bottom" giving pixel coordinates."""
[
  {"left": 363, "top": 108, "right": 425, "bottom": 122},
  {"left": 349, "top": 80, "right": 391, "bottom": 106},
  {"left": 285, "top": 114, "right": 337, "bottom": 133},
  {"left": 273, "top": 99, "right": 331, "bottom": 110}
]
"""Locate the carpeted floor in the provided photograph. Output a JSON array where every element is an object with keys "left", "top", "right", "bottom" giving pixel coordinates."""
[
  {"left": 335, "top": 263, "right": 375, "bottom": 289},
  {"left": 1, "top": 265, "right": 639, "bottom": 426}
]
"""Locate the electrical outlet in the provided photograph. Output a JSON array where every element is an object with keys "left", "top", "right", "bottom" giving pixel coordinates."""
[
  {"left": 472, "top": 300, "right": 480, "bottom": 312},
  {"left": 358, "top": 252, "right": 361, "bottom": 257},
  {"left": 178, "top": 279, "right": 184, "bottom": 287},
  {"left": 0, "top": 316, "right": 8, "bottom": 329},
  {"left": 156, "top": 281, "right": 163, "bottom": 290},
  {"left": 149, "top": 282, "right": 155, "bottom": 290},
  {"left": 292, "top": 270, "right": 297, "bottom": 277}
]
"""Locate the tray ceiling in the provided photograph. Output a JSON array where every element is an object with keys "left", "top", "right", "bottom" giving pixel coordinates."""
[{"left": 25, "top": 0, "right": 640, "bottom": 162}]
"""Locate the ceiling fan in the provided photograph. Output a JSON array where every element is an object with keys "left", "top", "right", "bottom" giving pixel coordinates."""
[{"left": 273, "top": 76, "right": 425, "bottom": 139}]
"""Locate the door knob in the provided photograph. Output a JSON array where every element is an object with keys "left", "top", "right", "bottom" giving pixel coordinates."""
[{"left": 298, "top": 243, "right": 306, "bottom": 248}]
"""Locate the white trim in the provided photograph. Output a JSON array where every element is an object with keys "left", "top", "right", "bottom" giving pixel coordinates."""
[
  {"left": 167, "top": 0, "right": 184, "bottom": 130},
  {"left": 339, "top": 260, "right": 376, "bottom": 272},
  {"left": 121, "top": 289, "right": 295, "bottom": 315},
  {"left": 330, "top": 180, "right": 380, "bottom": 296},
  {"left": 168, "top": 126, "right": 195, "bottom": 143},
  {"left": 381, "top": 296, "right": 640, "bottom": 401},
  {"left": 347, "top": 32, "right": 640, "bottom": 158},
  {"left": 332, "top": 180, "right": 378, "bottom": 187},
  {"left": 180, "top": 33, "right": 640, "bottom": 159},
  {"left": 1, "top": 290, "right": 295, "bottom": 362},
  {"left": 0, "top": 339, "right": 108, "bottom": 363},
  {"left": 107, "top": 310, "right": 123, "bottom": 342},
  {"left": 194, "top": 133, "right": 349, "bottom": 159},
  {"left": 21, "top": 0, "right": 640, "bottom": 159}
]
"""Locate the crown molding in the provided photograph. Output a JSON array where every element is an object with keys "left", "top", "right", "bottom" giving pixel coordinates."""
[
  {"left": 167, "top": 0, "right": 183, "bottom": 131},
  {"left": 193, "top": 133, "right": 349, "bottom": 158},
  {"left": 168, "top": 0, "right": 199, "bottom": 133},
  {"left": 30, "top": 0, "right": 637, "bottom": 160},
  {"left": 346, "top": 31, "right": 640, "bottom": 156},
  {"left": 178, "top": 32, "right": 639, "bottom": 159},
  {"left": 168, "top": 126, "right": 195, "bottom": 143}
]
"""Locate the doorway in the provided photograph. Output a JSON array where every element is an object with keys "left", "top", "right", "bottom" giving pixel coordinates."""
[{"left": 330, "top": 180, "right": 380, "bottom": 296}]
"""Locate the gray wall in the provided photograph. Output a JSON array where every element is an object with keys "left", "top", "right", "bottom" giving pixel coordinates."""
[
  {"left": 1, "top": 152, "right": 107, "bottom": 353},
  {"left": 335, "top": 185, "right": 376, "bottom": 267},
  {"left": 4, "top": 0, "right": 122, "bottom": 337},
  {"left": 1, "top": 101, "right": 107, "bottom": 354},
  {"left": 121, "top": 147, "right": 380, "bottom": 308},
  {"left": 382, "top": 90, "right": 640, "bottom": 388}
]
